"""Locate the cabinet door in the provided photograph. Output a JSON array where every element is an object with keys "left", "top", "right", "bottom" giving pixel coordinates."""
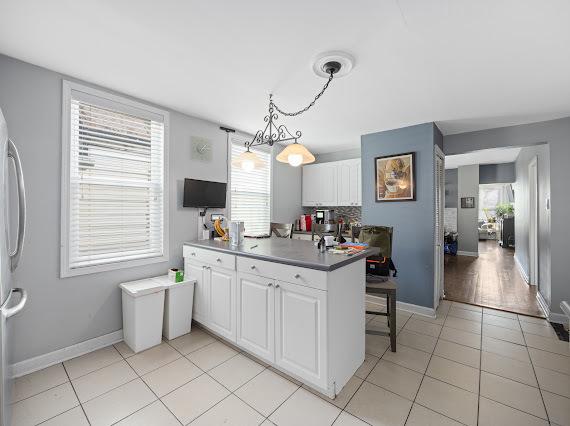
[
  {"left": 275, "top": 280, "right": 327, "bottom": 389},
  {"left": 302, "top": 165, "right": 319, "bottom": 206},
  {"left": 208, "top": 267, "right": 236, "bottom": 342},
  {"left": 356, "top": 160, "right": 362, "bottom": 206},
  {"left": 236, "top": 273, "right": 275, "bottom": 362},
  {"left": 318, "top": 163, "right": 338, "bottom": 206},
  {"left": 337, "top": 161, "right": 351, "bottom": 206},
  {"left": 186, "top": 261, "right": 209, "bottom": 324}
]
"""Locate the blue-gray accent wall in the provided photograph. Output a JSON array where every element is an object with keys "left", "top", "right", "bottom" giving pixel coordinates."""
[{"left": 361, "top": 122, "right": 439, "bottom": 309}]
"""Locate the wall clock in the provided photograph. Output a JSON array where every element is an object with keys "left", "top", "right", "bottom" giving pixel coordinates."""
[{"left": 191, "top": 137, "right": 212, "bottom": 162}]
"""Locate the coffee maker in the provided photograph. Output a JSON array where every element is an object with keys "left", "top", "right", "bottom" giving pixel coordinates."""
[{"left": 315, "top": 209, "right": 336, "bottom": 224}]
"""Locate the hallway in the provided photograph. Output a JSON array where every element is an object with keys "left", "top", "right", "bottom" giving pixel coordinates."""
[{"left": 444, "top": 240, "right": 544, "bottom": 317}]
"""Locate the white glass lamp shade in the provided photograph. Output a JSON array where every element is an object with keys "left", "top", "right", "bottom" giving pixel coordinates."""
[
  {"left": 232, "top": 150, "right": 263, "bottom": 171},
  {"left": 276, "top": 142, "right": 315, "bottom": 167}
]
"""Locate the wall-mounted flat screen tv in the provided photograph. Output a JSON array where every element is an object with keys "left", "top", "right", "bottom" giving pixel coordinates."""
[{"left": 183, "top": 178, "right": 227, "bottom": 208}]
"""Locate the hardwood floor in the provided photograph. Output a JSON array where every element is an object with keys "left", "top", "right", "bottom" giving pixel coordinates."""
[{"left": 444, "top": 240, "right": 544, "bottom": 317}]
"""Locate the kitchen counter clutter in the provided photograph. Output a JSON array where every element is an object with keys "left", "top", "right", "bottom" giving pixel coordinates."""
[{"left": 183, "top": 238, "right": 377, "bottom": 398}]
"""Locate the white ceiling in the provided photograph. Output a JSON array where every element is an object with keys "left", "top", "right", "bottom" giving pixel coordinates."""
[
  {"left": 445, "top": 147, "right": 521, "bottom": 169},
  {"left": 1, "top": 0, "right": 569, "bottom": 154}
]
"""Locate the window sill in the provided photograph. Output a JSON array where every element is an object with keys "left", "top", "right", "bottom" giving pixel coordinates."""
[{"left": 60, "top": 254, "right": 169, "bottom": 278}]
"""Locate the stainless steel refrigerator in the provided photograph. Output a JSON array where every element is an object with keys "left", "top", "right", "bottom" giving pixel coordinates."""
[{"left": 0, "top": 108, "right": 28, "bottom": 426}]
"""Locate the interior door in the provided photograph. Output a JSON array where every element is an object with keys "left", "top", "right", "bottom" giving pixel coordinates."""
[
  {"left": 434, "top": 146, "right": 445, "bottom": 308},
  {"left": 274, "top": 280, "right": 327, "bottom": 389},
  {"left": 236, "top": 273, "right": 275, "bottom": 362},
  {"left": 208, "top": 267, "right": 236, "bottom": 341},
  {"left": 186, "top": 260, "right": 209, "bottom": 324}
]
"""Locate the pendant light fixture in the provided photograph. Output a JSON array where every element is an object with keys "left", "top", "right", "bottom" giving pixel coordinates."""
[{"left": 233, "top": 52, "right": 354, "bottom": 169}]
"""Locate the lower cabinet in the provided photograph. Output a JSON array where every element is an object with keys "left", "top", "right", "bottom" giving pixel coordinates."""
[
  {"left": 185, "top": 260, "right": 209, "bottom": 324},
  {"left": 274, "top": 280, "right": 327, "bottom": 389},
  {"left": 236, "top": 273, "right": 275, "bottom": 362}
]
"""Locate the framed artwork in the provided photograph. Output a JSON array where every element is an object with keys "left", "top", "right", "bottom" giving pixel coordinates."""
[
  {"left": 375, "top": 152, "right": 416, "bottom": 202},
  {"left": 461, "top": 197, "right": 475, "bottom": 208}
]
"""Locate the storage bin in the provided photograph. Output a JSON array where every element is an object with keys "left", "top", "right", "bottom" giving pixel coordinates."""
[
  {"left": 120, "top": 278, "right": 165, "bottom": 353},
  {"left": 151, "top": 275, "right": 196, "bottom": 340}
]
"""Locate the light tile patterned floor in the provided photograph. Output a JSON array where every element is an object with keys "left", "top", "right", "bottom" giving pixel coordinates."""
[{"left": 10, "top": 301, "right": 570, "bottom": 425}]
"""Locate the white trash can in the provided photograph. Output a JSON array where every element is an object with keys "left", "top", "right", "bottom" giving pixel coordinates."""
[
  {"left": 120, "top": 278, "right": 165, "bottom": 353},
  {"left": 151, "top": 275, "right": 196, "bottom": 340}
]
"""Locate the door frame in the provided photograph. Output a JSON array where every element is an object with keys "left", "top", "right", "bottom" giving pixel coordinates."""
[
  {"left": 434, "top": 145, "right": 445, "bottom": 309},
  {"left": 528, "top": 156, "right": 539, "bottom": 286}
]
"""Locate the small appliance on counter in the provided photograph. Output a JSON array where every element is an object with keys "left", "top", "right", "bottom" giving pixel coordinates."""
[
  {"left": 299, "top": 214, "right": 312, "bottom": 232},
  {"left": 229, "top": 221, "right": 245, "bottom": 246},
  {"left": 315, "top": 209, "right": 336, "bottom": 224}
]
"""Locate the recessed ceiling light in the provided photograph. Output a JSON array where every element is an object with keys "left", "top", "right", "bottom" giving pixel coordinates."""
[{"left": 313, "top": 51, "right": 355, "bottom": 78}]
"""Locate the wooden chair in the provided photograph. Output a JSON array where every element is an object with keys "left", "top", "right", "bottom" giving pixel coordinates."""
[
  {"left": 270, "top": 222, "right": 294, "bottom": 238},
  {"left": 356, "top": 226, "right": 397, "bottom": 352}
]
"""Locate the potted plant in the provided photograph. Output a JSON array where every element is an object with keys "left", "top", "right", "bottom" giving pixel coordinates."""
[{"left": 495, "top": 203, "right": 514, "bottom": 218}]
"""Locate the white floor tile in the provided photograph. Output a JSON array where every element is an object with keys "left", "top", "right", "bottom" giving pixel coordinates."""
[
  {"left": 365, "top": 334, "right": 391, "bottom": 356},
  {"left": 482, "top": 313, "right": 521, "bottom": 330},
  {"left": 366, "top": 359, "right": 423, "bottom": 401},
  {"left": 403, "top": 319, "right": 442, "bottom": 337},
  {"left": 12, "top": 363, "right": 68, "bottom": 403},
  {"left": 447, "top": 307, "right": 482, "bottom": 322},
  {"left": 126, "top": 343, "right": 181, "bottom": 376},
  {"left": 235, "top": 369, "right": 299, "bottom": 417},
  {"left": 142, "top": 357, "right": 203, "bottom": 397},
  {"left": 483, "top": 323, "right": 525, "bottom": 345},
  {"left": 397, "top": 330, "right": 437, "bottom": 353},
  {"left": 481, "top": 351, "right": 537, "bottom": 387},
  {"left": 354, "top": 353, "right": 379, "bottom": 379},
  {"left": 40, "top": 406, "right": 89, "bottom": 426},
  {"left": 209, "top": 353, "right": 265, "bottom": 391},
  {"left": 305, "top": 375, "right": 363, "bottom": 409},
  {"left": 411, "top": 312, "right": 446, "bottom": 325},
  {"left": 542, "top": 391, "right": 570, "bottom": 426},
  {"left": 332, "top": 411, "right": 369, "bottom": 426},
  {"left": 439, "top": 326, "right": 481, "bottom": 349},
  {"left": 426, "top": 355, "right": 479, "bottom": 393},
  {"left": 161, "top": 374, "right": 230, "bottom": 424},
  {"left": 520, "top": 321, "right": 560, "bottom": 339},
  {"left": 444, "top": 316, "right": 481, "bottom": 334},
  {"left": 518, "top": 315, "right": 549, "bottom": 325},
  {"left": 415, "top": 376, "right": 478, "bottom": 426},
  {"left": 528, "top": 347, "right": 570, "bottom": 375},
  {"left": 114, "top": 341, "right": 135, "bottom": 358},
  {"left": 190, "top": 394, "right": 264, "bottom": 425},
  {"left": 433, "top": 339, "right": 480, "bottom": 368},
  {"left": 345, "top": 381, "right": 412, "bottom": 426},
  {"left": 82, "top": 379, "right": 156, "bottom": 426},
  {"left": 451, "top": 302, "right": 482, "bottom": 313},
  {"left": 534, "top": 366, "right": 570, "bottom": 398},
  {"left": 524, "top": 333, "right": 570, "bottom": 356},
  {"left": 382, "top": 344, "right": 431, "bottom": 373},
  {"left": 71, "top": 359, "right": 137, "bottom": 403},
  {"left": 168, "top": 329, "right": 216, "bottom": 354},
  {"left": 115, "top": 400, "right": 180, "bottom": 426},
  {"left": 479, "top": 371, "right": 547, "bottom": 419},
  {"left": 270, "top": 388, "right": 341, "bottom": 426},
  {"left": 405, "top": 403, "right": 463, "bottom": 426},
  {"left": 481, "top": 336, "right": 530, "bottom": 363},
  {"left": 478, "top": 397, "right": 548, "bottom": 426},
  {"left": 483, "top": 308, "right": 518, "bottom": 319},
  {"left": 11, "top": 382, "right": 79, "bottom": 426},
  {"left": 63, "top": 345, "right": 122, "bottom": 380},
  {"left": 186, "top": 340, "right": 239, "bottom": 371}
]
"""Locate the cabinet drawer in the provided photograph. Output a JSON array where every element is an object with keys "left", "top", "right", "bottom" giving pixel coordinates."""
[
  {"left": 237, "top": 257, "right": 327, "bottom": 291},
  {"left": 183, "top": 246, "right": 236, "bottom": 270}
]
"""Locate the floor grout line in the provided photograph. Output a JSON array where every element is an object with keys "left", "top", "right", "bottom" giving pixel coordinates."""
[{"left": 62, "top": 362, "right": 92, "bottom": 426}]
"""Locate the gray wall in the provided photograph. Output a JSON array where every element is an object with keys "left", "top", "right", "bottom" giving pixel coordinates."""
[
  {"left": 444, "top": 118, "right": 569, "bottom": 316},
  {"left": 314, "top": 148, "right": 360, "bottom": 164},
  {"left": 479, "top": 163, "right": 515, "bottom": 184},
  {"left": 361, "top": 123, "right": 438, "bottom": 309},
  {"left": 0, "top": 54, "right": 295, "bottom": 363},
  {"left": 513, "top": 144, "right": 551, "bottom": 306},
  {"left": 445, "top": 169, "right": 458, "bottom": 208},
  {"left": 272, "top": 145, "right": 303, "bottom": 224},
  {"left": 457, "top": 165, "right": 479, "bottom": 254}
]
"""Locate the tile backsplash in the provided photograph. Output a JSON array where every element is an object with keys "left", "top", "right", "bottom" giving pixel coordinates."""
[{"left": 302, "top": 206, "right": 362, "bottom": 224}]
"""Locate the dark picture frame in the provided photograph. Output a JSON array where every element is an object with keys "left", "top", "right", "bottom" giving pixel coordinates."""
[
  {"left": 375, "top": 152, "right": 416, "bottom": 202},
  {"left": 461, "top": 197, "right": 476, "bottom": 208}
]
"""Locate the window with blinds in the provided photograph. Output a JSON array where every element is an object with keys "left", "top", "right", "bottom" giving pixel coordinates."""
[
  {"left": 61, "top": 82, "right": 168, "bottom": 276},
  {"left": 230, "top": 136, "right": 271, "bottom": 236}
]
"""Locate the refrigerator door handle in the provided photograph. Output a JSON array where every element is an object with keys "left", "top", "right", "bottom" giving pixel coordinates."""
[
  {"left": 1, "top": 288, "right": 27, "bottom": 318},
  {"left": 7, "top": 138, "right": 26, "bottom": 272}
]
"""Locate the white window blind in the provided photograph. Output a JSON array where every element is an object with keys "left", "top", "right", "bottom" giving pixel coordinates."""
[
  {"left": 62, "top": 82, "right": 168, "bottom": 275},
  {"left": 230, "top": 135, "right": 271, "bottom": 236}
]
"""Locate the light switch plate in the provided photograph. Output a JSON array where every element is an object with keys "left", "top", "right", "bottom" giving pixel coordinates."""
[{"left": 191, "top": 136, "right": 212, "bottom": 162}]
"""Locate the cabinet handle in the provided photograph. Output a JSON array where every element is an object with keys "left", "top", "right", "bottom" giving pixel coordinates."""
[
  {"left": 275, "top": 284, "right": 280, "bottom": 288},
  {"left": 191, "top": 252, "right": 196, "bottom": 256},
  {"left": 216, "top": 258, "right": 222, "bottom": 262},
  {"left": 250, "top": 265, "right": 256, "bottom": 270},
  {"left": 294, "top": 274, "right": 300, "bottom": 279},
  {"left": 268, "top": 283, "right": 273, "bottom": 287}
]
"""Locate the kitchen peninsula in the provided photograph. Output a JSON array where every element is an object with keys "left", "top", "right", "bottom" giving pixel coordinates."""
[{"left": 183, "top": 238, "right": 375, "bottom": 397}]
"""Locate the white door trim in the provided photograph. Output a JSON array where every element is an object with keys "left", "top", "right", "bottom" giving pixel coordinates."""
[
  {"left": 434, "top": 145, "right": 445, "bottom": 309},
  {"left": 528, "top": 156, "right": 538, "bottom": 286}
]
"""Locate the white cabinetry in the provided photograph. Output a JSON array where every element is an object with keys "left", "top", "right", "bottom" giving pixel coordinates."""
[
  {"left": 302, "top": 159, "right": 361, "bottom": 207},
  {"left": 185, "top": 261, "right": 208, "bottom": 323},
  {"left": 302, "top": 163, "right": 338, "bottom": 206}
]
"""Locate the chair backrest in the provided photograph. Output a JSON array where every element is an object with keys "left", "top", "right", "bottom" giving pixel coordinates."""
[
  {"left": 312, "top": 223, "right": 341, "bottom": 240},
  {"left": 270, "top": 222, "right": 294, "bottom": 238},
  {"left": 356, "top": 225, "right": 393, "bottom": 258}
]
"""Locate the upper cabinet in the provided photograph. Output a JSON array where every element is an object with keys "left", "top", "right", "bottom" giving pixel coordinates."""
[{"left": 303, "top": 159, "right": 361, "bottom": 207}]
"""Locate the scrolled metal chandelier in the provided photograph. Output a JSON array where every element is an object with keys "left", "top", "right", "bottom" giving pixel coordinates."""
[{"left": 233, "top": 52, "right": 353, "bottom": 171}]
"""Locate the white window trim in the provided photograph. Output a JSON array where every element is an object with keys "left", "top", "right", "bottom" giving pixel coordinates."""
[{"left": 60, "top": 80, "right": 170, "bottom": 277}]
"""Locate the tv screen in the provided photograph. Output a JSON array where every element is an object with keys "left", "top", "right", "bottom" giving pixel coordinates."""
[{"left": 183, "top": 179, "right": 227, "bottom": 208}]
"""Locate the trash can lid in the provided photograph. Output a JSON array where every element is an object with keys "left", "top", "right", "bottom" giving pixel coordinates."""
[
  {"left": 119, "top": 279, "right": 165, "bottom": 297},
  {"left": 150, "top": 275, "right": 196, "bottom": 288}
]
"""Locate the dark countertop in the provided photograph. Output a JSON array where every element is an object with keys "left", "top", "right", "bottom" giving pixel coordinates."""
[{"left": 184, "top": 238, "right": 377, "bottom": 272}]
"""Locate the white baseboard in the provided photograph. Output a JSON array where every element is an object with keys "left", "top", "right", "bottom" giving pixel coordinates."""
[
  {"left": 457, "top": 251, "right": 478, "bottom": 257},
  {"left": 12, "top": 330, "right": 123, "bottom": 378},
  {"left": 514, "top": 254, "right": 530, "bottom": 284},
  {"left": 366, "top": 295, "right": 436, "bottom": 318},
  {"left": 536, "top": 292, "right": 549, "bottom": 318}
]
